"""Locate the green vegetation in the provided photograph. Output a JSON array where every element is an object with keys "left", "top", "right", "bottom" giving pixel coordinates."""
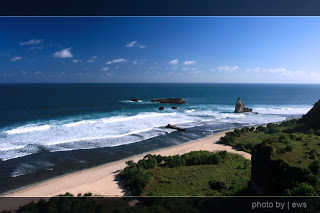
[
  {"left": 119, "top": 151, "right": 251, "bottom": 196},
  {"left": 218, "top": 105, "right": 320, "bottom": 196}
]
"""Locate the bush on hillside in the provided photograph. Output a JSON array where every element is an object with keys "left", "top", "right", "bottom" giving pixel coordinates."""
[
  {"left": 309, "top": 160, "right": 320, "bottom": 175},
  {"left": 256, "top": 126, "right": 266, "bottom": 132},
  {"left": 266, "top": 123, "right": 280, "bottom": 134}
]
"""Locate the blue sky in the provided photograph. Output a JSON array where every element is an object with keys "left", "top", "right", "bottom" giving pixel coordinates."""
[{"left": 1, "top": 17, "right": 320, "bottom": 83}]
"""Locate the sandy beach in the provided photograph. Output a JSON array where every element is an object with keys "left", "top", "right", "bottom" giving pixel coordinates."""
[{"left": 2, "top": 128, "right": 250, "bottom": 199}]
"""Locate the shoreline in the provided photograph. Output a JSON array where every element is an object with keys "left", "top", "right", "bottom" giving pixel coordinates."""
[{"left": 2, "top": 128, "right": 251, "bottom": 198}]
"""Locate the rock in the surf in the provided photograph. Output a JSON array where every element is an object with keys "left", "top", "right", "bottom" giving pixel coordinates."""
[
  {"left": 234, "top": 97, "right": 252, "bottom": 113},
  {"left": 171, "top": 106, "right": 177, "bottom": 109},
  {"left": 151, "top": 98, "right": 186, "bottom": 104},
  {"left": 130, "top": 98, "right": 139, "bottom": 102},
  {"left": 159, "top": 106, "right": 164, "bottom": 110},
  {"left": 165, "top": 124, "right": 186, "bottom": 131}
]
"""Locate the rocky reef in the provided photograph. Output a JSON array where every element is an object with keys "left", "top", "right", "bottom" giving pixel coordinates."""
[
  {"left": 234, "top": 97, "right": 252, "bottom": 113},
  {"left": 130, "top": 98, "right": 139, "bottom": 102},
  {"left": 165, "top": 124, "right": 186, "bottom": 131},
  {"left": 151, "top": 98, "right": 185, "bottom": 104}
]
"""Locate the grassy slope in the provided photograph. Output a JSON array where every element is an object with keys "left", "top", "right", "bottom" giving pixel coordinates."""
[
  {"left": 225, "top": 126, "right": 320, "bottom": 168},
  {"left": 142, "top": 154, "right": 251, "bottom": 196}
]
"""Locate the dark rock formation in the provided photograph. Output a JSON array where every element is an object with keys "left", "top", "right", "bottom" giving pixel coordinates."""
[
  {"left": 299, "top": 99, "right": 320, "bottom": 128},
  {"left": 171, "top": 106, "right": 177, "bottom": 109},
  {"left": 151, "top": 98, "right": 185, "bottom": 104},
  {"left": 234, "top": 97, "right": 252, "bottom": 113},
  {"left": 165, "top": 124, "right": 186, "bottom": 131},
  {"left": 130, "top": 98, "right": 139, "bottom": 102},
  {"left": 159, "top": 106, "right": 164, "bottom": 110}
]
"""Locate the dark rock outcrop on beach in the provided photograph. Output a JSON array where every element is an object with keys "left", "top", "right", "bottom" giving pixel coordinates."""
[
  {"left": 130, "top": 98, "right": 139, "bottom": 102},
  {"left": 165, "top": 124, "right": 186, "bottom": 131},
  {"left": 171, "top": 106, "right": 177, "bottom": 109},
  {"left": 159, "top": 106, "right": 164, "bottom": 110},
  {"left": 299, "top": 99, "right": 320, "bottom": 128},
  {"left": 151, "top": 98, "right": 186, "bottom": 104},
  {"left": 234, "top": 97, "right": 252, "bottom": 113}
]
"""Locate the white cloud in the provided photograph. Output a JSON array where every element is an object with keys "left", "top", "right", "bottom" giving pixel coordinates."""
[
  {"left": 126, "top": 41, "right": 137, "bottom": 47},
  {"left": 33, "top": 72, "right": 41, "bottom": 75},
  {"left": 125, "top": 41, "right": 147, "bottom": 48},
  {"left": 10, "top": 56, "right": 22, "bottom": 61},
  {"left": 183, "top": 60, "right": 196, "bottom": 65},
  {"left": 267, "top": 68, "right": 287, "bottom": 73},
  {"left": 168, "top": 59, "right": 179, "bottom": 65},
  {"left": 133, "top": 60, "right": 138, "bottom": 64},
  {"left": 53, "top": 48, "right": 73, "bottom": 58},
  {"left": 87, "top": 56, "right": 97, "bottom": 62},
  {"left": 60, "top": 72, "right": 65, "bottom": 75},
  {"left": 182, "top": 67, "right": 188, "bottom": 71},
  {"left": 106, "top": 58, "right": 127, "bottom": 64},
  {"left": 100, "top": 67, "right": 109, "bottom": 71},
  {"left": 20, "top": 39, "right": 43, "bottom": 46},
  {"left": 72, "top": 59, "right": 80, "bottom": 63},
  {"left": 218, "top": 66, "right": 239, "bottom": 72}
]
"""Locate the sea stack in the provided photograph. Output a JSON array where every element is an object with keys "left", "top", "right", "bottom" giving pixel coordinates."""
[{"left": 234, "top": 97, "right": 252, "bottom": 113}]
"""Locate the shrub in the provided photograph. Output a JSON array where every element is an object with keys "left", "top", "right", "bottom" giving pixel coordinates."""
[
  {"left": 233, "top": 129, "right": 241, "bottom": 137},
  {"left": 285, "top": 143, "right": 294, "bottom": 152},
  {"left": 245, "top": 143, "right": 255, "bottom": 152},
  {"left": 316, "top": 130, "right": 320, "bottom": 136},
  {"left": 256, "top": 126, "right": 266, "bottom": 132},
  {"left": 279, "top": 119, "right": 297, "bottom": 127},
  {"left": 289, "top": 134, "right": 297, "bottom": 140},
  {"left": 308, "top": 129, "right": 315, "bottom": 135},
  {"left": 241, "top": 127, "right": 250, "bottom": 133},
  {"left": 266, "top": 123, "right": 280, "bottom": 134},
  {"left": 278, "top": 134, "right": 288, "bottom": 143},
  {"left": 217, "top": 150, "right": 228, "bottom": 159},
  {"left": 211, "top": 154, "right": 221, "bottom": 164},
  {"left": 284, "top": 183, "right": 318, "bottom": 196},
  {"left": 209, "top": 181, "right": 227, "bottom": 190},
  {"left": 138, "top": 154, "right": 158, "bottom": 169},
  {"left": 119, "top": 160, "right": 154, "bottom": 195},
  {"left": 249, "top": 127, "right": 255, "bottom": 131},
  {"left": 309, "top": 160, "right": 320, "bottom": 175},
  {"left": 166, "top": 155, "right": 186, "bottom": 168},
  {"left": 236, "top": 144, "right": 246, "bottom": 151}
]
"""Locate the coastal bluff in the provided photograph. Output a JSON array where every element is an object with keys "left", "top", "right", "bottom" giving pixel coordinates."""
[
  {"left": 234, "top": 97, "right": 252, "bottom": 113},
  {"left": 151, "top": 98, "right": 185, "bottom": 104}
]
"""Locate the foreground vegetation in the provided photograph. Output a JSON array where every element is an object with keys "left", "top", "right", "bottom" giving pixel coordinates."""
[
  {"left": 219, "top": 100, "right": 320, "bottom": 195},
  {"left": 119, "top": 151, "right": 251, "bottom": 196}
]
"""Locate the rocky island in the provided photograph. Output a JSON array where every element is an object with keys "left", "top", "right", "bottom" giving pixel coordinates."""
[
  {"left": 151, "top": 98, "right": 185, "bottom": 104},
  {"left": 234, "top": 97, "right": 252, "bottom": 113}
]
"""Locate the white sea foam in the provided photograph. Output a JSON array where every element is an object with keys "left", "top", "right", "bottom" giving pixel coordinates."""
[
  {"left": 0, "top": 104, "right": 310, "bottom": 161},
  {"left": 4, "top": 124, "right": 50, "bottom": 135},
  {"left": 254, "top": 106, "right": 311, "bottom": 115},
  {"left": 11, "top": 161, "right": 54, "bottom": 177}
]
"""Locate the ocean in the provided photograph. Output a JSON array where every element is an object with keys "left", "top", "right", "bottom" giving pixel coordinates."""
[{"left": 0, "top": 83, "right": 319, "bottom": 194}]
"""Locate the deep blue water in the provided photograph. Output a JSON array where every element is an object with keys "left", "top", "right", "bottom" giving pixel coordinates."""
[{"left": 0, "top": 83, "right": 319, "bottom": 194}]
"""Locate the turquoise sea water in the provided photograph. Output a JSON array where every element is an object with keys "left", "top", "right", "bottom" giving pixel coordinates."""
[{"left": 0, "top": 83, "right": 319, "bottom": 193}]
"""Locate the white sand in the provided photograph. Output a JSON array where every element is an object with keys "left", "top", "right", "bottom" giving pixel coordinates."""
[{"left": 3, "top": 129, "right": 251, "bottom": 199}]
